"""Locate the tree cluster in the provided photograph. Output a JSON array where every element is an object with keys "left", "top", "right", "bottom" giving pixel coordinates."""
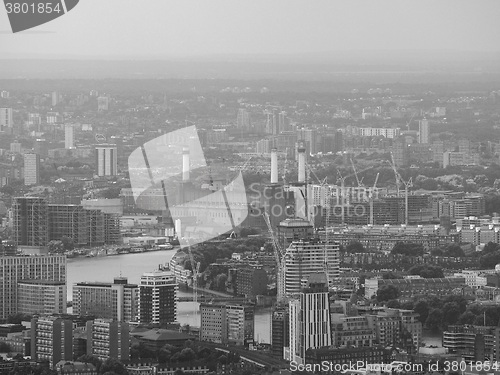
[
  {"left": 430, "top": 244, "right": 465, "bottom": 257},
  {"left": 77, "top": 355, "right": 127, "bottom": 375},
  {"left": 391, "top": 242, "right": 424, "bottom": 257},
  {"left": 408, "top": 264, "right": 444, "bottom": 278},
  {"left": 130, "top": 340, "right": 240, "bottom": 372}
]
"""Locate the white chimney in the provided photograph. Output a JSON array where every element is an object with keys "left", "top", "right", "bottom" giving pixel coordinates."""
[
  {"left": 182, "top": 146, "right": 190, "bottom": 182},
  {"left": 298, "top": 143, "right": 306, "bottom": 183},
  {"left": 271, "top": 148, "right": 278, "bottom": 184}
]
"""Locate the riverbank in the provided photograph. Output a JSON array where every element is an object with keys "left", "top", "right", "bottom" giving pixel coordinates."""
[{"left": 66, "top": 249, "right": 272, "bottom": 343}]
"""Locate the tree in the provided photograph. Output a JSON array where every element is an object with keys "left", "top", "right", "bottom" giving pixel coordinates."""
[
  {"left": 239, "top": 228, "right": 259, "bottom": 237},
  {"left": 442, "top": 244, "right": 465, "bottom": 257},
  {"left": 413, "top": 300, "right": 429, "bottom": 323},
  {"left": 0, "top": 342, "right": 11, "bottom": 352},
  {"left": 100, "top": 358, "right": 127, "bottom": 375},
  {"left": 77, "top": 355, "right": 102, "bottom": 372},
  {"left": 47, "top": 240, "right": 64, "bottom": 253},
  {"left": 376, "top": 285, "right": 399, "bottom": 302},
  {"left": 483, "top": 242, "right": 500, "bottom": 253},
  {"left": 61, "top": 236, "right": 74, "bottom": 251},
  {"left": 7, "top": 313, "right": 31, "bottom": 324},
  {"left": 408, "top": 265, "right": 444, "bottom": 278},
  {"left": 479, "top": 251, "right": 500, "bottom": 268},
  {"left": 391, "top": 242, "right": 424, "bottom": 257},
  {"left": 158, "top": 348, "right": 171, "bottom": 363},
  {"left": 213, "top": 274, "right": 228, "bottom": 292},
  {"left": 426, "top": 308, "right": 443, "bottom": 331},
  {"left": 386, "top": 299, "right": 400, "bottom": 308},
  {"left": 430, "top": 248, "right": 444, "bottom": 256},
  {"left": 346, "top": 241, "right": 365, "bottom": 253},
  {"left": 179, "top": 347, "right": 196, "bottom": 362},
  {"left": 442, "top": 302, "right": 461, "bottom": 326}
]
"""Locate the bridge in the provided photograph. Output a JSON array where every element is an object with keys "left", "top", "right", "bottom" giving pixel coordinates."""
[{"left": 177, "top": 295, "right": 250, "bottom": 304}]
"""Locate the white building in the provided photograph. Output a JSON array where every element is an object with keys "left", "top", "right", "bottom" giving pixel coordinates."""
[
  {"left": 281, "top": 240, "right": 340, "bottom": 297},
  {"left": 65, "top": 124, "right": 74, "bottom": 149},
  {"left": 418, "top": 119, "right": 429, "bottom": 144},
  {"left": 95, "top": 145, "right": 117, "bottom": 177},
  {"left": 98, "top": 96, "right": 109, "bottom": 111},
  {"left": 0, "top": 108, "right": 13, "bottom": 131},
  {"left": 23, "top": 153, "right": 40, "bottom": 186},
  {"left": 0, "top": 255, "right": 66, "bottom": 319},
  {"left": 453, "top": 271, "right": 487, "bottom": 289}
]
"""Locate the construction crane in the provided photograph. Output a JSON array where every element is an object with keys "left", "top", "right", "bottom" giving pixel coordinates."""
[
  {"left": 388, "top": 153, "right": 401, "bottom": 197},
  {"left": 334, "top": 164, "right": 375, "bottom": 224},
  {"left": 186, "top": 241, "right": 200, "bottom": 304},
  {"left": 350, "top": 158, "right": 364, "bottom": 187},
  {"left": 401, "top": 177, "right": 413, "bottom": 225},
  {"left": 237, "top": 156, "right": 253, "bottom": 172},
  {"left": 336, "top": 170, "right": 348, "bottom": 225},
  {"left": 369, "top": 173, "right": 380, "bottom": 225},
  {"left": 263, "top": 212, "right": 285, "bottom": 301},
  {"left": 323, "top": 181, "right": 333, "bottom": 290},
  {"left": 263, "top": 212, "right": 283, "bottom": 267},
  {"left": 406, "top": 111, "right": 416, "bottom": 131},
  {"left": 388, "top": 158, "right": 413, "bottom": 225}
]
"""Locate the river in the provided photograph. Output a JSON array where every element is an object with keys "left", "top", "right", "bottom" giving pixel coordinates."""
[{"left": 66, "top": 249, "right": 271, "bottom": 344}]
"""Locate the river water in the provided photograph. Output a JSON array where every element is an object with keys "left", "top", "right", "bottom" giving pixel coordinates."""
[{"left": 66, "top": 249, "right": 271, "bottom": 343}]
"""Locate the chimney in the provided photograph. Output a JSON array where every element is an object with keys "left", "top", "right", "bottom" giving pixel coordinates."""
[
  {"left": 298, "top": 143, "right": 306, "bottom": 183},
  {"left": 271, "top": 148, "right": 278, "bottom": 184},
  {"left": 182, "top": 146, "right": 190, "bottom": 182}
]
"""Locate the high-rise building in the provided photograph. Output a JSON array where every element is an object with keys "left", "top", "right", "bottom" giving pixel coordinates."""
[
  {"left": 0, "top": 91, "right": 9, "bottom": 98},
  {"left": 13, "top": 197, "right": 48, "bottom": 248},
  {"left": 27, "top": 113, "right": 42, "bottom": 128},
  {"left": 73, "top": 277, "right": 139, "bottom": 322},
  {"left": 256, "top": 139, "right": 272, "bottom": 154},
  {"left": 17, "top": 280, "right": 66, "bottom": 315},
  {"left": 297, "top": 128, "right": 318, "bottom": 155},
  {"left": 236, "top": 108, "right": 250, "bottom": 129},
  {"left": 418, "top": 119, "right": 429, "bottom": 144},
  {"left": 278, "top": 111, "right": 290, "bottom": 133},
  {"left": 0, "top": 108, "right": 13, "bottom": 131},
  {"left": 97, "top": 96, "right": 109, "bottom": 111},
  {"left": 200, "top": 303, "right": 254, "bottom": 346},
  {"left": 288, "top": 274, "right": 332, "bottom": 365},
  {"left": 31, "top": 316, "right": 73, "bottom": 368},
  {"left": 281, "top": 239, "right": 340, "bottom": 297},
  {"left": 65, "top": 124, "right": 74, "bottom": 149},
  {"left": 271, "top": 305, "right": 289, "bottom": 358},
  {"left": 277, "top": 218, "right": 314, "bottom": 250},
  {"left": 95, "top": 145, "right": 117, "bottom": 177},
  {"left": 86, "top": 319, "right": 130, "bottom": 362},
  {"left": 9, "top": 142, "right": 21, "bottom": 153},
  {"left": 392, "top": 138, "right": 409, "bottom": 167},
  {"left": 51, "top": 91, "right": 60, "bottom": 106},
  {"left": 48, "top": 204, "right": 121, "bottom": 247},
  {"left": 0, "top": 255, "right": 66, "bottom": 319},
  {"left": 139, "top": 270, "right": 177, "bottom": 325},
  {"left": 23, "top": 153, "right": 40, "bottom": 186}
]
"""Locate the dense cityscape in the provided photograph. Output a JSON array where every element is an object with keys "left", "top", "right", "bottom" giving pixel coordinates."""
[
  {"left": 2, "top": 1, "right": 500, "bottom": 375},
  {"left": 1, "top": 74, "right": 500, "bottom": 375}
]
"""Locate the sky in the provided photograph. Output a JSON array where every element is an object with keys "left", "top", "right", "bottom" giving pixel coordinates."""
[{"left": 1, "top": 0, "right": 500, "bottom": 60}]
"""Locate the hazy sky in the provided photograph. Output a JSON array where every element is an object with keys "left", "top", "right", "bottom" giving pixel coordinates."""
[{"left": 1, "top": 0, "right": 500, "bottom": 59}]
